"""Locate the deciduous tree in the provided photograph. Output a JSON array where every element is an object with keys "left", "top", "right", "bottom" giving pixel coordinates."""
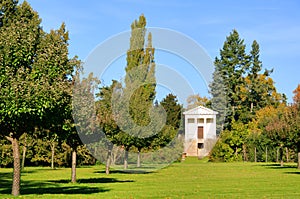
[
  {"left": 0, "top": 1, "right": 76, "bottom": 195},
  {"left": 113, "top": 14, "right": 158, "bottom": 169}
]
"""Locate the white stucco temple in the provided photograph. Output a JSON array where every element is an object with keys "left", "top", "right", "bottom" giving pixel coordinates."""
[{"left": 183, "top": 106, "right": 218, "bottom": 157}]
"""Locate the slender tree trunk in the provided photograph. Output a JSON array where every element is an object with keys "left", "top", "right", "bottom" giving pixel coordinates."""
[
  {"left": 21, "top": 145, "right": 27, "bottom": 171},
  {"left": 280, "top": 159, "right": 284, "bottom": 167},
  {"left": 297, "top": 144, "right": 300, "bottom": 169},
  {"left": 6, "top": 136, "right": 21, "bottom": 196},
  {"left": 243, "top": 144, "right": 247, "bottom": 162},
  {"left": 21, "top": 135, "right": 27, "bottom": 170},
  {"left": 254, "top": 147, "right": 257, "bottom": 163},
  {"left": 279, "top": 147, "right": 283, "bottom": 167},
  {"left": 297, "top": 151, "right": 300, "bottom": 169},
  {"left": 265, "top": 147, "right": 268, "bottom": 163},
  {"left": 276, "top": 148, "right": 279, "bottom": 163},
  {"left": 51, "top": 142, "right": 55, "bottom": 169},
  {"left": 124, "top": 150, "right": 128, "bottom": 169},
  {"left": 71, "top": 150, "right": 76, "bottom": 183},
  {"left": 137, "top": 150, "right": 141, "bottom": 168},
  {"left": 235, "top": 147, "right": 238, "bottom": 157},
  {"left": 285, "top": 147, "right": 289, "bottom": 163},
  {"left": 106, "top": 144, "right": 113, "bottom": 175}
]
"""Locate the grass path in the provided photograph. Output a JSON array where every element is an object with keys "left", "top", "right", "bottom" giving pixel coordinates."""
[{"left": 1, "top": 158, "right": 300, "bottom": 198}]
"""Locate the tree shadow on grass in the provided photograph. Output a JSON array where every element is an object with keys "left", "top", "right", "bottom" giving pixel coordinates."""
[
  {"left": 260, "top": 163, "right": 297, "bottom": 169},
  {"left": 0, "top": 172, "right": 13, "bottom": 194},
  {"left": 22, "top": 182, "right": 108, "bottom": 195},
  {"left": 0, "top": 180, "right": 109, "bottom": 195},
  {"left": 50, "top": 177, "right": 134, "bottom": 184},
  {"left": 0, "top": 172, "right": 110, "bottom": 195},
  {"left": 94, "top": 169, "right": 155, "bottom": 174},
  {"left": 284, "top": 171, "right": 300, "bottom": 175},
  {"left": 256, "top": 163, "right": 300, "bottom": 175}
]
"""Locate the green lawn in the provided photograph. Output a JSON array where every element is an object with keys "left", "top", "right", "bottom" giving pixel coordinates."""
[{"left": 1, "top": 158, "right": 300, "bottom": 198}]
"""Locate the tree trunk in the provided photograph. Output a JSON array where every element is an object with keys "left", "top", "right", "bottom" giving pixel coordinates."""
[
  {"left": 276, "top": 148, "right": 279, "bottom": 163},
  {"left": 7, "top": 137, "right": 21, "bottom": 196},
  {"left": 285, "top": 147, "right": 289, "bottom": 163},
  {"left": 124, "top": 150, "right": 128, "bottom": 169},
  {"left": 21, "top": 135, "right": 27, "bottom": 170},
  {"left": 242, "top": 144, "right": 247, "bottom": 162},
  {"left": 297, "top": 144, "right": 300, "bottom": 169},
  {"left": 280, "top": 159, "right": 284, "bottom": 167},
  {"left": 51, "top": 142, "right": 55, "bottom": 169},
  {"left": 21, "top": 145, "right": 27, "bottom": 171},
  {"left": 265, "top": 147, "right": 268, "bottom": 163},
  {"left": 71, "top": 150, "right": 76, "bottom": 183},
  {"left": 279, "top": 147, "right": 283, "bottom": 167},
  {"left": 254, "top": 147, "right": 257, "bottom": 163},
  {"left": 137, "top": 150, "right": 141, "bottom": 168},
  {"left": 106, "top": 144, "right": 113, "bottom": 175},
  {"left": 235, "top": 147, "right": 238, "bottom": 157}
]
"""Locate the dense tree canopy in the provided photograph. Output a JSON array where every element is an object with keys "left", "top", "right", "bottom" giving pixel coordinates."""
[
  {"left": 0, "top": 0, "right": 77, "bottom": 195},
  {"left": 209, "top": 30, "right": 285, "bottom": 162}
]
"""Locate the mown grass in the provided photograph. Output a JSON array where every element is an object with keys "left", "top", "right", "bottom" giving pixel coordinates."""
[{"left": 1, "top": 158, "right": 300, "bottom": 198}]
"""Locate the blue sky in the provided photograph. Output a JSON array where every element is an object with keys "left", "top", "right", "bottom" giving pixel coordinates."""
[{"left": 25, "top": 0, "right": 300, "bottom": 103}]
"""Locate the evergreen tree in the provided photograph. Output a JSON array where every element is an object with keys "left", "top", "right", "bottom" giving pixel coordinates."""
[
  {"left": 209, "top": 31, "right": 283, "bottom": 161},
  {"left": 209, "top": 61, "right": 228, "bottom": 134},
  {"left": 211, "top": 30, "right": 250, "bottom": 130},
  {"left": 210, "top": 30, "right": 282, "bottom": 130},
  {"left": 239, "top": 40, "right": 282, "bottom": 123},
  {"left": 160, "top": 94, "right": 182, "bottom": 130}
]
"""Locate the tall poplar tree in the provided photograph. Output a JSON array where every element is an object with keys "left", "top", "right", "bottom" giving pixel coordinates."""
[
  {"left": 126, "top": 14, "right": 156, "bottom": 168},
  {"left": 125, "top": 15, "right": 156, "bottom": 127},
  {"left": 109, "top": 14, "right": 157, "bottom": 169}
]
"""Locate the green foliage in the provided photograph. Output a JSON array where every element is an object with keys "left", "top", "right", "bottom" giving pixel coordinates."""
[
  {"left": 125, "top": 15, "right": 156, "bottom": 128},
  {"left": 107, "top": 14, "right": 160, "bottom": 152},
  {"left": 212, "top": 29, "right": 250, "bottom": 129},
  {"left": 0, "top": 0, "right": 78, "bottom": 142},
  {"left": 209, "top": 30, "right": 285, "bottom": 162},
  {"left": 160, "top": 94, "right": 182, "bottom": 130},
  {"left": 209, "top": 138, "right": 235, "bottom": 162},
  {"left": 0, "top": 139, "right": 13, "bottom": 167},
  {"left": 210, "top": 30, "right": 282, "bottom": 131},
  {"left": 93, "top": 16, "right": 184, "bottom": 170},
  {"left": 0, "top": 1, "right": 79, "bottom": 194},
  {"left": 209, "top": 62, "right": 228, "bottom": 134},
  {"left": 210, "top": 121, "right": 249, "bottom": 162},
  {"left": 0, "top": 136, "right": 96, "bottom": 168}
]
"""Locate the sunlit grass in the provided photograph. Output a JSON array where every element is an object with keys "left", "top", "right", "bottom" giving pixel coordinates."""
[{"left": 1, "top": 158, "right": 300, "bottom": 198}]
